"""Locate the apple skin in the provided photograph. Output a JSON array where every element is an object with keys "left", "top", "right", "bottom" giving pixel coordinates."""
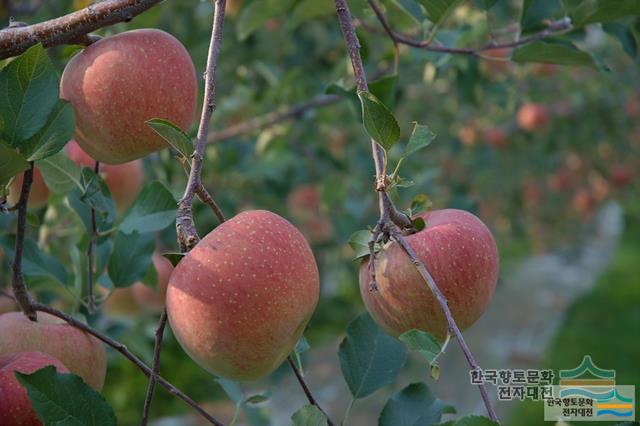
[
  {"left": 482, "top": 127, "right": 508, "bottom": 149},
  {"left": 0, "top": 312, "right": 107, "bottom": 390},
  {"left": 103, "top": 287, "right": 142, "bottom": 317},
  {"left": 517, "top": 103, "right": 550, "bottom": 132},
  {"left": 609, "top": 165, "right": 633, "bottom": 187},
  {"left": 7, "top": 168, "right": 49, "bottom": 210},
  {"left": 0, "top": 351, "right": 69, "bottom": 426},
  {"left": 166, "top": 210, "right": 319, "bottom": 380},
  {"left": 60, "top": 29, "right": 197, "bottom": 164},
  {"left": 359, "top": 209, "right": 499, "bottom": 341},
  {"left": 131, "top": 252, "right": 174, "bottom": 312},
  {"left": 66, "top": 140, "right": 143, "bottom": 211}
]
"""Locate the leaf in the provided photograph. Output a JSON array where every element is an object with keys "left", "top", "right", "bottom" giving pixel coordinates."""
[
  {"left": 162, "top": 252, "right": 186, "bottom": 267},
  {"left": 357, "top": 91, "right": 401, "bottom": 150},
  {"left": 338, "top": 312, "right": 407, "bottom": 399},
  {"left": 288, "top": 0, "right": 334, "bottom": 30},
  {"left": 107, "top": 231, "right": 155, "bottom": 287},
  {"left": 236, "top": 0, "right": 295, "bottom": 40},
  {"left": 295, "top": 335, "right": 310, "bottom": 354},
  {"left": 410, "top": 194, "right": 433, "bottom": 216},
  {"left": 146, "top": 118, "right": 193, "bottom": 159},
  {"left": 16, "top": 366, "right": 117, "bottom": 426},
  {"left": 399, "top": 329, "right": 444, "bottom": 380},
  {"left": 119, "top": 182, "right": 177, "bottom": 234},
  {"left": 20, "top": 100, "right": 75, "bottom": 161},
  {"left": 0, "top": 142, "right": 29, "bottom": 186},
  {"left": 411, "top": 217, "right": 426, "bottom": 231},
  {"left": 379, "top": 382, "right": 452, "bottom": 426},
  {"left": 245, "top": 394, "right": 269, "bottom": 404},
  {"left": 438, "top": 415, "right": 499, "bottom": 425},
  {"left": 291, "top": 404, "right": 327, "bottom": 426},
  {"left": 0, "top": 44, "right": 59, "bottom": 146},
  {"left": 566, "top": 0, "right": 640, "bottom": 27},
  {"left": 76, "top": 168, "right": 116, "bottom": 226},
  {"left": 520, "top": 0, "right": 561, "bottom": 34},
  {"left": 479, "top": 0, "right": 498, "bottom": 10},
  {"left": 512, "top": 39, "right": 598, "bottom": 68},
  {"left": 0, "top": 235, "right": 68, "bottom": 284},
  {"left": 36, "top": 151, "right": 81, "bottom": 194},
  {"left": 369, "top": 75, "right": 399, "bottom": 110},
  {"left": 348, "top": 229, "right": 373, "bottom": 260},
  {"left": 603, "top": 22, "right": 637, "bottom": 58},
  {"left": 414, "top": 0, "right": 464, "bottom": 25},
  {"left": 404, "top": 123, "right": 436, "bottom": 157}
]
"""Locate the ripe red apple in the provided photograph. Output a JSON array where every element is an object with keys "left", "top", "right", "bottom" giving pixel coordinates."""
[
  {"left": 609, "top": 165, "right": 633, "bottom": 187},
  {"left": 66, "top": 140, "right": 143, "bottom": 211},
  {"left": 0, "top": 351, "right": 69, "bottom": 426},
  {"left": 359, "top": 209, "right": 499, "bottom": 341},
  {"left": 60, "top": 29, "right": 197, "bottom": 164},
  {"left": 131, "top": 252, "right": 174, "bottom": 312},
  {"left": 287, "top": 185, "right": 334, "bottom": 243},
  {"left": 517, "top": 103, "right": 550, "bottom": 132},
  {"left": 7, "top": 168, "right": 49, "bottom": 210},
  {"left": 482, "top": 127, "right": 508, "bottom": 149},
  {"left": 166, "top": 210, "right": 319, "bottom": 380},
  {"left": 0, "top": 312, "right": 106, "bottom": 390},
  {"left": 103, "top": 287, "right": 142, "bottom": 317}
]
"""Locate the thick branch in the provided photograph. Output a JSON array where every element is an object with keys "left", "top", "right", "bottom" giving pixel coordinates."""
[
  {"left": 176, "top": 0, "right": 226, "bottom": 251},
  {"left": 141, "top": 309, "right": 168, "bottom": 426},
  {"left": 32, "top": 303, "right": 224, "bottom": 425},
  {"left": 287, "top": 356, "right": 334, "bottom": 426},
  {"left": 11, "top": 164, "right": 37, "bottom": 320},
  {"left": 0, "top": 0, "right": 163, "bottom": 60}
]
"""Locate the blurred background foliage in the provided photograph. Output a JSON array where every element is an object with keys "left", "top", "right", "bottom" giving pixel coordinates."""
[{"left": 1, "top": 0, "right": 639, "bottom": 424}]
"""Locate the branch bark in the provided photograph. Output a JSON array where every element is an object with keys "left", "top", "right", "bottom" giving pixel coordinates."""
[
  {"left": 86, "top": 160, "right": 99, "bottom": 313},
  {"left": 287, "top": 356, "right": 335, "bottom": 426},
  {"left": 140, "top": 309, "right": 168, "bottom": 426},
  {"left": 0, "top": 0, "right": 163, "bottom": 60}
]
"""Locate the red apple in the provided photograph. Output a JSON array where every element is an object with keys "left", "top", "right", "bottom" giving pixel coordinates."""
[
  {"left": 131, "top": 253, "right": 174, "bottom": 312},
  {"left": 481, "top": 47, "right": 512, "bottom": 74},
  {"left": 166, "top": 210, "right": 319, "bottom": 380},
  {"left": 60, "top": 29, "right": 197, "bottom": 164},
  {"left": 609, "top": 165, "right": 633, "bottom": 187},
  {"left": 359, "top": 209, "right": 499, "bottom": 341},
  {"left": 458, "top": 124, "right": 479, "bottom": 147},
  {"left": 66, "top": 140, "right": 143, "bottom": 211},
  {"left": 103, "top": 287, "right": 142, "bottom": 317},
  {"left": 287, "top": 185, "right": 334, "bottom": 243},
  {"left": 482, "top": 127, "right": 508, "bottom": 149},
  {"left": 0, "top": 351, "right": 69, "bottom": 426},
  {"left": 0, "top": 312, "right": 106, "bottom": 390},
  {"left": 517, "top": 103, "right": 550, "bottom": 132},
  {"left": 7, "top": 169, "right": 49, "bottom": 210}
]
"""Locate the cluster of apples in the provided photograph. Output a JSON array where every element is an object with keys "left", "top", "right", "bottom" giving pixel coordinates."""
[{"left": 2, "top": 28, "right": 500, "bottom": 424}]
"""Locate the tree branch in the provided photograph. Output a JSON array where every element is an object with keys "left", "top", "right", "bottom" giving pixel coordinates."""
[
  {"left": 11, "top": 163, "right": 37, "bottom": 321},
  {"left": 31, "top": 303, "right": 224, "bottom": 425},
  {"left": 176, "top": 0, "right": 226, "bottom": 252},
  {"left": 140, "top": 309, "right": 168, "bottom": 426},
  {"left": 287, "top": 356, "right": 335, "bottom": 426},
  {"left": 86, "top": 160, "right": 99, "bottom": 313},
  {"left": 0, "top": 0, "right": 163, "bottom": 60},
  {"left": 334, "top": 1, "right": 499, "bottom": 422}
]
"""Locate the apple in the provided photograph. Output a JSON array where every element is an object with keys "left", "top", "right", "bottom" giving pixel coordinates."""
[
  {"left": 458, "top": 124, "right": 479, "bottom": 147},
  {"left": 103, "top": 287, "right": 142, "bottom": 317},
  {"left": 0, "top": 312, "right": 107, "bottom": 390},
  {"left": 0, "top": 351, "right": 69, "bottom": 426},
  {"left": 287, "top": 185, "right": 334, "bottom": 243},
  {"left": 482, "top": 127, "right": 508, "bottom": 149},
  {"left": 66, "top": 140, "right": 143, "bottom": 211},
  {"left": 572, "top": 188, "right": 596, "bottom": 216},
  {"left": 166, "top": 210, "right": 319, "bottom": 380},
  {"left": 532, "top": 63, "right": 558, "bottom": 77},
  {"left": 548, "top": 168, "right": 573, "bottom": 192},
  {"left": 60, "top": 29, "right": 197, "bottom": 164},
  {"left": 481, "top": 47, "right": 512, "bottom": 74},
  {"left": 0, "top": 289, "right": 16, "bottom": 314},
  {"left": 226, "top": 0, "right": 244, "bottom": 17},
  {"left": 517, "top": 103, "right": 550, "bottom": 132},
  {"left": 609, "top": 165, "right": 633, "bottom": 188},
  {"left": 7, "top": 168, "right": 49, "bottom": 210},
  {"left": 359, "top": 209, "right": 499, "bottom": 341},
  {"left": 131, "top": 253, "right": 174, "bottom": 312}
]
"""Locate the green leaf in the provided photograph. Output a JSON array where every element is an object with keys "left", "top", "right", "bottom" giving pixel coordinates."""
[
  {"left": 520, "top": 0, "right": 561, "bottom": 34},
  {"left": 146, "top": 118, "right": 193, "bottom": 159},
  {"left": 414, "top": 0, "right": 464, "bottom": 25},
  {"left": 76, "top": 168, "right": 116, "bottom": 226},
  {"left": 438, "top": 415, "right": 499, "bottom": 426},
  {"left": 369, "top": 75, "right": 398, "bottom": 110},
  {"left": 119, "top": 182, "right": 177, "bottom": 234},
  {"left": 348, "top": 229, "right": 373, "bottom": 260},
  {"left": 404, "top": 123, "right": 436, "bottom": 157},
  {"left": 512, "top": 39, "right": 598, "bottom": 68},
  {"left": 0, "top": 235, "right": 68, "bottom": 284},
  {"left": 566, "top": 0, "right": 640, "bottom": 27},
  {"left": 16, "top": 366, "right": 117, "bottom": 426},
  {"left": 0, "top": 142, "right": 29, "bottom": 186},
  {"left": 291, "top": 404, "right": 327, "bottom": 426},
  {"left": 409, "top": 194, "right": 433, "bottom": 216},
  {"left": 379, "top": 382, "right": 452, "bottom": 426},
  {"left": 603, "top": 22, "right": 637, "bottom": 58},
  {"left": 338, "top": 312, "right": 407, "bottom": 399},
  {"left": 36, "top": 151, "right": 81, "bottom": 194},
  {"left": 162, "top": 252, "right": 186, "bottom": 267},
  {"left": 399, "top": 329, "right": 444, "bottom": 380},
  {"left": 0, "top": 44, "right": 59, "bottom": 146},
  {"left": 479, "top": 0, "right": 498, "bottom": 10},
  {"left": 411, "top": 217, "right": 426, "bottom": 231},
  {"left": 236, "top": 0, "right": 295, "bottom": 41},
  {"left": 245, "top": 394, "right": 269, "bottom": 404},
  {"left": 357, "top": 91, "right": 401, "bottom": 150},
  {"left": 288, "top": 0, "right": 334, "bottom": 30},
  {"left": 107, "top": 231, "right": 155, "bottom": 287},
  {"left": 20, "top": 100, "right": 75, "bottom": 162}
]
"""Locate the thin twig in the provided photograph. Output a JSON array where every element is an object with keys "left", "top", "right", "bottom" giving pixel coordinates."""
[
  {"left": 32, "top": 303, "right": 224, "bottom": 425},
  {"left": 86, "top": 160, "right": 99, "bottom": 313},
  {"left": 11, "top": 164, "right": 37, "bottom": 320},
  {"left": 195, "top": 183, "right": 225, "bottom": 223},
  {"left": 140, "top": 309, "right": 168, "bottom": 426},
  {"left": 287, "top": 356, "right": 335, "bottom": 426},
  {"left": 176, "top": 0, "right": 226, "bottom": 252},
  {"left": 0, "top": 0, "right": 163, "bottom": 59}
]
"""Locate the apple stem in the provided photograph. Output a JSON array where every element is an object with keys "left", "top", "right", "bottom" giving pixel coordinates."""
[
  {"left": 141, "top": 308, "right": 168, "bottom": 426},
  {"left": 11, "top": 163, "right": 38, "bottom": 321},
  {"left": 287, "top": 356, "right": 335, "bottom": 425},
  {"left": 334, "top": 1, "right": 500, "bottom": 422}
]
